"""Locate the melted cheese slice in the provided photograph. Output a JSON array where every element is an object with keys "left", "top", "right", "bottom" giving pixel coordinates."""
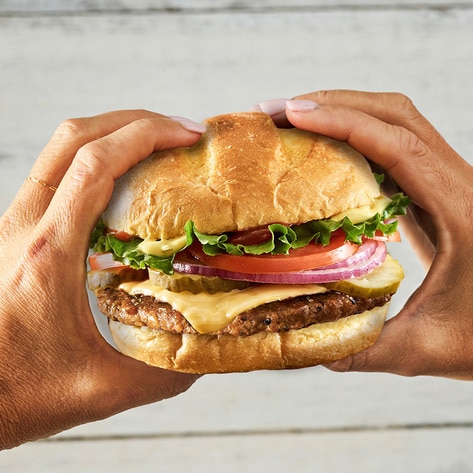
[
  {"left": 331, "top": 195, "right": 391, "bottom": 224},
  {"left": 119, "top": 280, "right": 327, "bottom": 334},
  {"left": 138, "top": 235, "right": 187, "bottom": 257}
]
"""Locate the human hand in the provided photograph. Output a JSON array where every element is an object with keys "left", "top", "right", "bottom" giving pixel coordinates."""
[
  {"left": 0, "top": 110, "right": 205, "bottom": 449},
  {"left": 255, "top": 91, "right": 473, "bottom": 379}
]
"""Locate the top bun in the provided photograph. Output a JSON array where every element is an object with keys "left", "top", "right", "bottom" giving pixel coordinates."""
[{"left": 102, "top": 112, "right": 380, "bottom": 240}]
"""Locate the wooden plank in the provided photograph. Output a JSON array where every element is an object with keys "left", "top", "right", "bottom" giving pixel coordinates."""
[
  {"left": 54, "top": 366, "right": 473, "bottom": 438},
  {"left": 1, "top": 0, "right": 472, "bottom": 14},
  {"left": 1, "top": 428, "right": 473, "bottom": 472}
]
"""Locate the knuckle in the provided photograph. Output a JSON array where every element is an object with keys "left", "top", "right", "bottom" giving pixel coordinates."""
[
  {"left": 75, "top": 140, "right": 111, "bottom": 174},
  {"left": 394, "top": 126, "right": 428, "bottom": 161},
  {"left": 71, "top": 140, "right": 115, "bottom": 186},
  {"left": 313, "top": 89, "right": 331, "bottom": 102},
  {"left": 131, "top": 116, "right": 160, "bottom": 133},
  {"left": 384, "top": 92, "right": 421, "bottom": 120},
  {"left": 310, "top": 89, "right": 339, "bottom": 105},
  {"left": 54, "top": 117, "right": 89, "bottom": 141},
  {"left": 393, "top": 349, "right": 427, "bottom": 377},
  {"left": 296, "top": 89, "right": 335, "bottom": 105},
  {"left": 388, "top": 91, "right": 412, "bottom": 105}
]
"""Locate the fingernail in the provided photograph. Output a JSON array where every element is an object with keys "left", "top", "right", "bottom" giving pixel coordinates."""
[
  {"left": 286, "top": 99, "right": 319, "bottom": 112},
  {"left": 168, "top": 116, "right": 206, "bottom": 134},
  {"left": 254, "top": 98, "right": 289, "bottom": 116}
]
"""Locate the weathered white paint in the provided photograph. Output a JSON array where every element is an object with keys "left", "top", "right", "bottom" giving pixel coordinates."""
[
  {"left": 2, "top": 0, "right": 473, "bottom": 13},
  {"left": 2, "top": 427, "right": 473, "bottom": 472},
  {"left": 1, "top": 3, "right": 472, "bottom": 471}
]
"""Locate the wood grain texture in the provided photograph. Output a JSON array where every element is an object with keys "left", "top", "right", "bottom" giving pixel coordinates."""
[
  {"left": 1, "top": 2, "right": 472, "bottom": 470},
  {"left": 2, "top": 1, "right": 473, "bottom": 13}
]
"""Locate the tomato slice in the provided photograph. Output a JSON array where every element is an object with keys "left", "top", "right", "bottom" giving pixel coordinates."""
[
  {"left": 105, "top": 229, "right": 133, "bottom": 241},
  {"left": 367, "top": 230, "right": 401, "bottom": 243},
  {"left": 88, "top": 252, "right": 129, "bottom": 271},
  {"left": 227, "top": 226, "right": 275, "bottom": 246},
  {"left": 189, "top": 231, "right": 357, "bottom": 274}
]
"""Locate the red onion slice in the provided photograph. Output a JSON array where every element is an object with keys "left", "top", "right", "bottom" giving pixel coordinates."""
[
  {"left": 316, "top": 239, "right": 378, "bottom": 270},
  {"left": 173, "top": 240, "right": 387, "bottom": 284}
]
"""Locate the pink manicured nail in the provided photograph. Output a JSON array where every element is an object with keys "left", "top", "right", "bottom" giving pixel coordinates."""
[
  {"left": 168, "top": 116, "right": 206, "bottom": 134},
  {"left": 286, "top": 100, "right": 318, "bottom": 112},
  {"left": 254, "top": 98, "right": 289, "bottom": 116}
]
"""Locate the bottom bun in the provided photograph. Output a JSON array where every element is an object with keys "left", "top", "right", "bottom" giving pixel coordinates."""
[{"left": 108, "top": 303, "right": 389, "bottom": 374}]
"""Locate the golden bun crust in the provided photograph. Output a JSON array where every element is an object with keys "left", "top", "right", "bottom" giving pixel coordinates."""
[
  {"left": 108, "top": 304, "right": 388, "bottom": 374},
  {"left": 102, "top": 112, "right": 380, "bottom": 240}
]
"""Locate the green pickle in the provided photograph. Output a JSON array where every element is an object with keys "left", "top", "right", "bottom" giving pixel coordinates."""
[
  {"left": 325, "top": 255, "right": 404, "bottom": 298},
  {"left": 148, "top": 269, "right": 251, "bottom": 294}
]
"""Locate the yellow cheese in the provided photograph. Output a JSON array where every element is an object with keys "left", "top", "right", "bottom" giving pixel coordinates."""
[
  {"left": 119, "top": 280, "right": 327, "bottom": 334},
  {"left": 138, "top": 235, "right": 187, "bottom": 257},
  {"left": 331, "top": 195, "right": 391, "bottom": 224}
]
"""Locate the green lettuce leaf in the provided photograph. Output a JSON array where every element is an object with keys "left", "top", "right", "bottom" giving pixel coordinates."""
[
  {"left": 90, "top": 192, "right": 410, "bottom": 275},
  {"left": 91, "top": 225, "right": 176, "bottom": 274}
]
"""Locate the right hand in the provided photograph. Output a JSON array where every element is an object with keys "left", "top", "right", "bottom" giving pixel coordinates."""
[{"left": 256, "top": 90, "right": 473, "bottom": 379}]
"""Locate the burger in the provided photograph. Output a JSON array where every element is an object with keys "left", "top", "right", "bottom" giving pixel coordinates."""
[{"left": 88, "top": 112, "right": 409, "bottom": 374}]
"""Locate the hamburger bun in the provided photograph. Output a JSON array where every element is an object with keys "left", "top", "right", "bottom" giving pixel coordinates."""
[
  {"left": 109, "top": 305, "right": 387, "bottom": 373},
  {"left": 102, "top": 112, "right": 380, "bottom": 240}
]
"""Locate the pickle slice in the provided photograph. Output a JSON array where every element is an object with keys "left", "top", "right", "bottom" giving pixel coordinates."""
[
  {"left": 326, "top": 255, "right": 404, "bottom": 298},
  {"left": 148, "top": 269, "right": 251, "bottom": 294}
]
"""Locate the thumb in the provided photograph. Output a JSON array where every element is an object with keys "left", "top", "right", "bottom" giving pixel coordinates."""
[
  {"left": 325, "top": 312, "right": 416, "bottom": 376},
  {"left": 92, "top": 347, "right": 201, "bottom": 417},
  {"left": 118, "top": 357, "right": 201, "bottom": 406}
]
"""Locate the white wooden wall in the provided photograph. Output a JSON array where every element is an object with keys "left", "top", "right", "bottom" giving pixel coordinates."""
[{"left": 1, "top": 1, "right": 473, "bottom": 471}]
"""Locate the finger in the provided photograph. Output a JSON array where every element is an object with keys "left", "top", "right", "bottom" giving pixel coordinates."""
[
  {"left": 398, "top": 207, "right": 437, "bottom": 271},
  {"left": 256, "top": 92, "right": 428, "bottom": 133},
  {"left": 325, "top": 313, "right": 417, "bottom": 377},
  {"left": 326, "top": 307, "right": 473, "bottom": 380},
  {"left": 295, "top": 91, "right": 425, "bottom": 128},
  {"left": 103, "top": 353, "right": 202, "bottom": 412},
  {"left": 286, "top": 100, "right": 428, "bottom": 192},
  {"left": 257, "top": 91, "right": 465, "bottom": 167},
  {"left": 284, "top": 100, "right": 467, "bottom": 220},
  {"left": 41, "top": 115, "right": 204, "bottom": 254},
  {"left": 8, "top": 110, "right": 170, "bottom": 232},
  {"left": 34, "top": 109, "right": 169, "bottom": 185},
  {"left": 294, "top": 90, "right": 459, "bottom": 158},
  {"left": 325, "top": 285, "right": 444, "bottom": 377},
  {"left": 252, "top": 98, "right": 292, "bottom": 128}
]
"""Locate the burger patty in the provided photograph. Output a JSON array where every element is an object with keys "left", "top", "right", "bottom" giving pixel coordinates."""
[{"left": 96, "top": 287, "right": 391, "bottom": 337}]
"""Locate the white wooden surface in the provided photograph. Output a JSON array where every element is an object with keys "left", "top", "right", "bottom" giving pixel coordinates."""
[{"left": 1, "top": 1, "right": 473, "bottom": 471}]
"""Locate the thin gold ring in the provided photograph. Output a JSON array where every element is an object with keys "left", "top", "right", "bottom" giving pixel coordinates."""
[{"left": 26, "top": 177, "right": 58, "bottom": 192}]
